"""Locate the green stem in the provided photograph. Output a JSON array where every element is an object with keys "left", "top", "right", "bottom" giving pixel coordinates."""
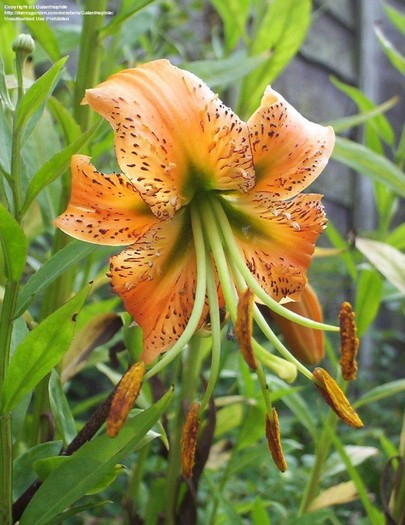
[
  {"left": 73, "top": 0, "right": 108, "bottom": 131},
  {"left": 0, "top": 281, "right": 19, "bottom": 525},
  {"left": 164, "top": 338, "right": 202, "bottom": 525},
  {"left": 0, "top": 48, "right": 28, "bottom": 522},
  {"left": 298, "top": 408, "right": 338, "bottom": 515}
]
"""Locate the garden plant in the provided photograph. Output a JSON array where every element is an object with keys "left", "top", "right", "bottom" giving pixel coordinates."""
[{"left": 0, "top": 1, "right": 404, "bottom": 524}]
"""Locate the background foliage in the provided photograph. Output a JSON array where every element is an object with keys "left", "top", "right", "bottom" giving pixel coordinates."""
[{"left": 0, "top": 0, "right": 404, "bottom": 524}]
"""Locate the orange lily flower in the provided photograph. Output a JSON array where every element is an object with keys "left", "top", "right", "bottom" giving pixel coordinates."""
[{"left": 55, "top": 59, "right": 335, "bottom": 372}]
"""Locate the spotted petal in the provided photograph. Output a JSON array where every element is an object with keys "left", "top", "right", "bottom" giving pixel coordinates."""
[
  {"left": 55, "top": 155, "right": 159, "bottom": 246},
  {"left": 84, "top": 60, "right": 255, "bottom": 219},
  {"left": 110, "top": 209, "right": 208, "bottom": 364},
  {"left": 247, "top": 87, "right": 335, "bottom": 199},
  {"left": 223, "top": 192, "right": 326, "bottom": 301}
]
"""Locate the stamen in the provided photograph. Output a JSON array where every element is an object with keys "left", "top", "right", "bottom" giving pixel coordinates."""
[
  {"left": 208, "top": 196, "right": 339, "bottom": 333},
  {"left": 107, "top": 361, "right": 145, "bottom": 437},
  {"left": 235, "top": 288, "right": 257, "bottom": 370},
  {"left": 199, "top": 255, "right": 222, "bottom": 412},
  {"left": 265, "top": 408, "right": 288, "bottom": 472},
  {"left": 313, "top": 368, "right": 363, "bottom": 428},
  {"left": 181, "top": 402, "right": 201, "bottom": 479},
  {"left": 339, "top": 302, "right": 359, "bottom": 381},
  {"left": 144, "top": 207, "right": 207, "bottom": 379}
]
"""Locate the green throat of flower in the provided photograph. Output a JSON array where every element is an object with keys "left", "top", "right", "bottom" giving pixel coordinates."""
[{"left": 144, "top": 192, "right": 339, "bottom": 411}]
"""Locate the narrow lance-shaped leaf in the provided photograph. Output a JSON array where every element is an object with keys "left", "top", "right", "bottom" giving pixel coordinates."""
[
  {"left": 0, "top": 203, "right": 28, "bottom": 282},
  {"left": 15, "top": 56, "right": 68, "bottom": 136},
  {"left": 49, "top": 370, "right": 77, "bottom": 445},
  {"left": 99, "top": 0, "right": 157, "bottom": 37},
  {"left": 21, "top": 119, "right": 102, "bottom": 215},
  {"left": 356, "top": 237, "right": 405, "bottom": 295},
  {"left": 333, "top": 137, "right": 405, "bottom": 198},
  {"left": 15, "top": 241, "right": 114, "bottom": 318},
  {"left": 375, "top": 25, "right": 405, "bottom": 76},
  {"left": 354, "top": 269, "right": 383, "bottom": 337},
  {"left": 184, "top": 52, "right": 269, "bottom": 89},
  {"left": 383, "top": 2, "right": 405, "bottom": 36},
  {"left": 0, "top": 286, "right": 89, "bottom": 414},
  {"left": 19, "top": 388, "right": 173, "bottom": 525}
]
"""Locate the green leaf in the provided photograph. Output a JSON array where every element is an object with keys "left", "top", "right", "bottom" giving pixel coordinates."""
[
  {"left": 184, "top": 52, "right": 269, "bottom": 89},
  {"left": 356, "top": 237, "right": 405, "bottom": 295},
  {"left": 210, "top": 0, "right": 250, "bottom": 50},
  {"left": 333, "top": 137, "right": 405, "bottom": 198},
  {"left": 15, "top": 241, "right": 114, "bottom": 317},
  {"left": 239, "top": 0, "right": 311, "bottom": 117},
  {"left": 375, "top": 25, "right": 405, "bottom": 76},
  {"left": 0, "top": 54, "right": 13, "bottom": 111},
  {"left": 13, "top": 441, "right": 62, "bottom": 499},
  {"left": 47, "top": 96, "right": 82, "bottom": 143},
  {"left": 328, "top": 96, "right": 398, "bottom": 135},
  {"left": 1, "top": 287, "right": 89, "bottom": 414},
  {"left": 251, "top": 497, "right": 271, "bottom": 525},
  {"left": 0, "top": 103, "right": 12, "bottom": 175},
  {"left": 21, "top": 119, "right": 101, "bottom": 214},
  {"left": 49, "top": 370, "right": 77, "bottom": 445},
  {"left": 20, "top": 389, "right": 173, "bottom": 525},
  {"left": 100, "top": 0, "right": 157, "bottom": 37},
  {"left": 43, "top": 500, "right": 110, "bottom": 525},
  {"left": 386, "top": 223, "right": 405, "bottom": 250},
  {"left": 285, "top": 509, "right": 336, "bottom": 524},
  {"left": 330, "top": 77, "right": 395, "bottom": 146},
  {"left": 383, "top": 2, "right": 405, "bottom": 36},
  {"left": 354, "top": 379, "right": 405, "bottom": 409},
  {"left": 355, "top": 269, "right": 383, "bottom": 337},
  {"left": 23, "top": 20, "right": 61, "bottom": 63},
  {"left": 0, "top": 203, "right": 28, "bottom": 281},
  {"left": 15, "top": 56, "right": 68, "bottom": 136}
]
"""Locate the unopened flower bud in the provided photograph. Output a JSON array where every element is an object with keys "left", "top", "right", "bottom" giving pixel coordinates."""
[{"left": 12, "top": 34, "right": 35, "bottom": 55}]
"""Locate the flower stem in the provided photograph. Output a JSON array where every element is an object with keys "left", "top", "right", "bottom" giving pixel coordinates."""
[
  {"left": 0, "top": 282, "right": 19, "bottom": 525},
  {"left": 164, "top": 338, "right": 202, "bottom": 525},
  {"left": 73, "top": 0, "right": 108, "bottom": 130},
  {"left": 0, "top": 45, "right": 29, "bottom": 522}
]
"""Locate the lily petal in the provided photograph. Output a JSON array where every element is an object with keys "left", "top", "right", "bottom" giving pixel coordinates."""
[
  {"left": 55, "top": 155, "right": 159, "bottom": 246},
  {"left": 223, "top": 192, "right": 326, "bottom": 301},
  {"left": 109, "top": 209, "right": 207, "bottom": 364},
  {"left": 84, "top": 60, "right": 255, "bottom": 219},
  {"left": 247, "top": 87, "right": 335, "bottom": 199}
]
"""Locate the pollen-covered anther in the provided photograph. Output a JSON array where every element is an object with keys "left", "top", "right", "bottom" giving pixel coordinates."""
[
  {"left": 235, "top": 288, "right": 257, "bottom": 370},
  {"left": 265, "top": 408, "right": 287, "bottom": 472},
  {"left": 313, "top": 367, "right": 363, "bottom": 428},
  {"left": 181, "top": 402, "right": 201, "bottom": 479},
  {"left": 107, "top": 361, "right": 146, "bottom": 437},
  {"left": 338, "top": 301, "right": 359, "bottom": 381}
]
